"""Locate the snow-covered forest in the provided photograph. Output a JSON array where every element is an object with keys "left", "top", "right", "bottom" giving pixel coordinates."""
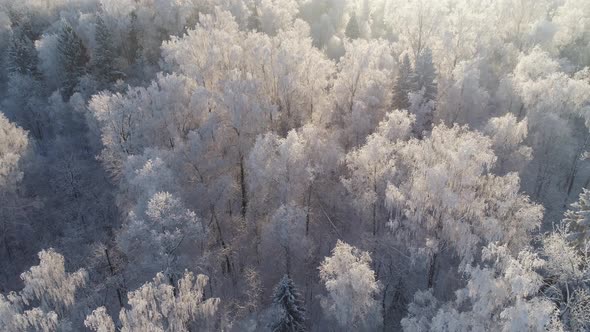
[{"left": 0, "top": 0, "right": 590, "bottom": 330}]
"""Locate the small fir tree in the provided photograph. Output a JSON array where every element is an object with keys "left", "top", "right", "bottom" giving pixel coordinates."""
[
  {"left": 270, "top": 275, "right": 306, "bottom": 332},
  {"left": 345, "top": 11, "right": 361, "bottom": 40}
]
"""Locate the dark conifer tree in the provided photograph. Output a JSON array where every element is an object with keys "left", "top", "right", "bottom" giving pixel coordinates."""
[
  {"left": 345, "top": 11, "right": 360, "bottom": 40},
  {"left": 6, "top": 24, "right": 39, "bottom": 78},
  {"left": 270, "top": 275, "right": 306, "bottom": 332},
  {"left": 414, "top": 47, "right": 437, "bottom": 101},
  {"left": 393, "top": 53, "right": 417, "bottom": 110},
  {"left": 93, "top": 14, "right": 116, "bottom": 87},
  {"left": 248, "top": 4, "right": 262, "bottom": 32},
  {"left": 57, "top": 20, "right": 88, "bottom": 99}
]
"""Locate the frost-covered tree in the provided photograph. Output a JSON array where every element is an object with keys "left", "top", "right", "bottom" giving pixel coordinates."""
[
  {"left": 0, "top": 112, "right": 33, "bottom": 270},
  {"left": 219, "top": 77, "right": 270, "bottom": 218},
  {"left": 161, "top": 9, "right": 243, "bottom": 89},
  {"left": 19, "top": 249, "right": 87, "bottom": 315},
  {"left": 433, "top": 0, "right": 485, "bottom": 76},
  {"left": 385, "top": 0, "right": 445, "bottom": 61},
  {"left": 89, "top": 73, "right": 199, "bottom": 176},
  {"left": 551, "top": 0, "right": 590, "bottom": 66},
  {"left": 319, "top": 240, "right": 381, "bottom": 331},
  {"left": 83, "top": 307, "right": 115, "bottom": 332},
  {"left": 263, "top": 21, "right": 335, "bottom": 129},
  {"left": 260, "top": 204, "right": 310, "bottom": 278},
  {"left": 542, "top": 221, "right": 590, "bottom": 331},
  {"left": 269, "top": 275, "right": 306, "bottom": 332},
  {"left": 402, "top": 243, "right": 557, "bottom": 332},
  {"left": 86, "top": 271, "right": 220, "bottom": 332},
  {"left": 563, "top": 188, "right": 590, "bottom": 247},
  {"left": 388, "top": 124, "right": 542, "bottom": 288},
  {"left": 0, "top": 112, "right": 29, "bottom": 189},
  {"left": 248, "top": 124, "right": 341, "bottom": 219},
  {"left": 436, "top": 59, "right": 490, "bottom": 127},
  {"left": 0, "top": 249, "right": 87, "bottom": 332},
  {"left": 343, "top": 110, "right": 415, "bottom": 236},
  {"left": 484, "top": 114, "right": 532, "bottom": 174},
  {"left": 332, "top": 39, "right": 394, "bottom": 147},
  {"left": 117, "top": 191, "right": 204, "bottom": 287},
  {"left": 162, "top": 11, "right": 334, "bottom": 132},
  {"left": 255, "top": 0, "right": 299, "bottom": 36},
  {"left": 511, "top": 47, "right": 590, "bottom": 201}
]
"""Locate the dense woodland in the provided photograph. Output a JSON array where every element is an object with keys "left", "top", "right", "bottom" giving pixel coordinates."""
[{"left": 0, "top": 0, "right": 590, "bottom": 331}]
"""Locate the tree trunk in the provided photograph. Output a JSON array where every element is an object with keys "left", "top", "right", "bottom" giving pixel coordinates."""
[
  {"left": 105, "top": 248, "right": 124, "bottom": 308},
  {"left": 169, "top": 274, "right": 177, "bottom": 296},
  {"left": 240, "top": 154, "right": 247, "bottom": 219},
  {"left": 212, "top": 210, "right": 232, "bottom": 275},
  {"left": 427, "top": 252, "right": 438, "bottom": 289},
  {"left": 372, "top": 202, "right": 377, "bottom": 237},
  {"left": 382, "top": 281, "right": 390, "bottom": 332},
  {"left": 517, "top": 103, "right": 525, "bottom": 120},
  {"left": 306, "top": 184, "right": 313, "bottom": 236},
  {"left": 373, "top": 167, "right": 377, "bottom": 237},
  {"left": 285, "top": 245, "right": 291, "bottom": 277}
]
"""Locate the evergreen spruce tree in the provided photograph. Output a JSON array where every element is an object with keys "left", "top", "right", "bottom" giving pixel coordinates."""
[
  {"left": 393, "top": 54, "right": 417, "bottom": 110},
  {"left": 270, "top": 275, "right": 306, "bottom": 332},
  {"left": 411, "top": 48, "right": 437, "bottom": 135},
  {"left": 345, "top": 11, "right": 360, "bottom": 40},
  {"left": 57, "top": 20, "right": 88, "bottom": 99},
  {"left": 124, "top": 11, "right": 142, "bottom": 66},
  {"left": 247, "top": 4, "right": 262, "bottom": 32},
  {"left": 564, "top": 188, "right": 590, "bottom": 247},
  {"left": 414, "top": 47, "right": 437, "bottom": 101},
  {"left": 389, "top": 279, "right": 408, "bottom": 329},
  {"left": 6, "top": 24, "right": 39, "bottom": 77},
  {"left": 93, "top": 14, "right": 116, "bottom": 87}
]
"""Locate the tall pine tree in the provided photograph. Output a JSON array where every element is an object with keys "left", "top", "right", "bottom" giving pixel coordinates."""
[
  {"left": 270, "top": 275, "right": 306, "bottom": 332},
  {"left": 57, "top": 19, "right": 88, "bottom": 99},
  {"left": 414, "top": 47, "right": 437, "bottom": 101},
  {"left": 6, "top": 24, "right": 39, "bottom": 77},
  {"left": 123, "top": 11, "right": 142, "bottom": 67},
  {"left": 93, "top": 14, "right": 116, "bottom": 87},
  {"left": 412, "top": 47, "right": 437, "bottom": 135},
  {"left": 393, "top": 54, "right": 417, "bottom": 110}
]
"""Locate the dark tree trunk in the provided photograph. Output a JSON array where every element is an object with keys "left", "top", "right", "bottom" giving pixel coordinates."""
[
  {"left": 240, "top": 154, "right": 247, "bottom": 219},
  {"left": 306, "top": 184, "right": 313, "bottom": 236},
  {"left": 105, "top": 248, "right": 124, "bottom": 308},
  {"left": 427, "top": 252, "right": 438, "bottom": 289}
]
